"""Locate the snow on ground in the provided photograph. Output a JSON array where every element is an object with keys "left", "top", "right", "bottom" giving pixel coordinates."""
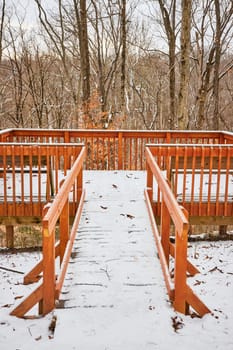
[{"left": 0, "top": 171, "right": 233, "bottom": 350}]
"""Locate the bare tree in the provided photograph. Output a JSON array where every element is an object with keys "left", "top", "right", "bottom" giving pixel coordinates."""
[
  {"left": 157, "top": 0, "right": 179, "bottom": 129},
  {"left": 120, "top": 0, "right": 126, "bottom": 111},
  {"left": 0, "top": 0, "right": 5, "bottom": 63},
  {"left": 88, "top": 0, "right": 123, "bottom": 127},
  {"left": 192, "top": 0, "right": 233, "bottom": 129},
  {"left": 73, "top": 0, "right": 90, "bottom": 108},
  {"left": 34, "top": 0, "right": 82, "bottom": 126},
  {"left": 177, "top": 0, "right": 192, "bottom": 129},
  {"left": 3, "top": 18, "right": 29, "bottom": 128}
]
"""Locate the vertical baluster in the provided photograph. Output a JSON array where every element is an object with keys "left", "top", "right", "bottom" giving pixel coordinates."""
[
  {"left": 216, "top": 147, "right": 222, "bottom": 216},
  {"left": 91, "top": 137, "right": 94, "bottom": 170},
  {"left": 161, "top": 196, "right": 170, "bottom": 265},
  {"left": 135, "top": 137, "right": 138, "bottom": 170},
  {"left": 59, "top": 179, "right": 69, "bottom": 265},
  {"left": 3, "top": 145, "right": 7, "bottom": 213},
  {"left": 11, "top": 146, "right": 16, "bottom": 216},
  {"left": 38, "top": 146, "right": 42, "bottom": 205},
  {"left": 207, "top": 147, "right": 213, "bottom": 216},
  {"left": 190, "top": 146, "right": 196, "bottom": 215},
  {"left": 174, "top": 147, "right": 179, "bottom": 199},
  {"left": 29, "top": 146, "right": 33, "bottom": 216},
  {"left": 182, "top": 146, "right": 188, "bottom": 206},
  {"left": 20, "top": 146, "right": 25, "bottom": 214},
  {"left": 224, "top": 147, "right": 230, "bottom": 216}
]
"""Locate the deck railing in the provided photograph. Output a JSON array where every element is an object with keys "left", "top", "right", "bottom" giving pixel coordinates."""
[
  {"left": 148, "top": 144, "right": 233, "bottom": 224},
  {"left": 2, "top": 129, "right": 232, "bottom": 318},
  {"left": 0, "top": 143, "right": 84, "bottom": 223},
  {"left": 1, "top": 129, "right": 232, "bottom": 170},
  {"left": 10, "top": 146, "right": 86, "bottom": 317},
  {"left": 145, "top": 146, "right": 211, "bottom": 316}
]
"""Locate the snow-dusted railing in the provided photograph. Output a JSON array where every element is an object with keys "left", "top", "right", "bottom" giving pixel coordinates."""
[
  {"left": 10, "top": 146, "right": 86, "bottom": 317},
  {"left": 0, "top": 143, "right": 84, "bottom": 222},
  {"left": 148, "top": 144, "right": 233, "bottom": 222},
  {"left": 1, "top": 128, "right": 232, "bottom": 170},
  {"left": 145, "top": 146, "right": 211, "bottom": 317}
]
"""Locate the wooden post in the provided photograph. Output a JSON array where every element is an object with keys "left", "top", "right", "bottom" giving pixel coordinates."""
[
  {"left": 118, "top": 132, "right": 123, "bottom": 170},
  {"left": 77, "top": 167, "right": 83, "bottom": 203},
  {"left": 146, "top": 162, "right": 153, "bottom": 203},
  {"left": 173, "top": 207, "right": 189, "bottom": 314},
  {"left": 161, "top": 200, "right": 170, "bottom": 265},
  {"left": 42, "top": 205, "right": 55, "bottom": 315},
  {"left": 6, "top": 225, "right": 14, "bottom": 249},
  {"left": 59, "top": 198, "right": 69, "bottom": 265},
  {"left": 219, "top": 225, "right": 227, "bottom": 236}
]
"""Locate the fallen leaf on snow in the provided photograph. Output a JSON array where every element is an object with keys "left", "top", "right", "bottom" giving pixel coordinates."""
[
  {"left": 209, "top": 266, "right": 224, "bottom": 273},
  {"left": 171, "top": 316, "right": 184, "bottom": 332},
  {"left": 1, "top": 304, "right": 12, "bottom": 308},
  {"left": 35, "top": 336, "right": 42, "bottom": 341},
  {"left": 126, "top": 214, "right": 135, "bottom": 219}
]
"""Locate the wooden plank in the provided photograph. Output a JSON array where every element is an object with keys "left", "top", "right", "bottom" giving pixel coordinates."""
[
  {"left": 186, "top": 285, "right": 211, "bottom": 316},
  {"left": 146, "top": 147, "right": 189, "bottom": 237},
  {"left": 10, "top": 284, "right": 43, "bottom": 318},
  {"left": 6, "top": 225, "right": 14, "bottom": 249},
  {"left": 144, "top": 189, "right": 174, "bottom": 301},
  {"left": 56, "top": 189, "right": 85, "bottom": 299},
  {"left": 169, "top": 242, "right": 199, "bottom": 276},
  {"left": 161, "top": 196, "right": 170, "bottom": 265}
]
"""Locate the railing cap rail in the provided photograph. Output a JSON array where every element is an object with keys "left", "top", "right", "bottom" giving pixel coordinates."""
[
  {"left": 146, "top": 143, "right": 233, "bottom": 147},
  {"left": 145, "top": 147, "right": 189, "bottom": 237},
  {"left": 2, "top": 128, "right": 233, "bottom": 136},
  {"left": 42, "top": 146, "right": 85, "bottom": 233},
  {"left": 0, "top": 142, "right": 85, "bottom": 147}
]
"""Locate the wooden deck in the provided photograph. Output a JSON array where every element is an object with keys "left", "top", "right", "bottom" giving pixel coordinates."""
[{"left": 1, "top": 129, "right": 232, "bottom": 318}]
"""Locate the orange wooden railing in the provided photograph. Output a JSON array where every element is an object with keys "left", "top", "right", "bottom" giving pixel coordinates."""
[
  {"left": 10, "top": 146, "right": 86, "bottom": 317},
  {"left": 1, "top": 129, "right": 232, "bottom": 170},
  {"left": 148, "top": 144, "right": 233, "bottom": 222},
  {"left": 0, "top": 143, "right": 84, "bottom": 221},
  {"left": 145, "top": 146, "right": 211, "bottom": 316},
  {"left": 2, "top": 129, "right": 232, "bottom": 318}
]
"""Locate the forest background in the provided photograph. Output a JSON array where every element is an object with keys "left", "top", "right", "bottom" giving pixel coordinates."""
[{"left": 0, "top": 0, "right": 233, "bottom": 131}]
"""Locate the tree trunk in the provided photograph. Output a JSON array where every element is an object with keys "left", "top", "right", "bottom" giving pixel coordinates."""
[
  {"left": 0, "top": 0, "right": 5, "bottom": 64},
  {"left": 177, "top": 0, "right": 191, "bottom": 130},
  {"left": 120, "top": 0, "right": 126, "bottom": 112},
  {"left": 158, "top": 0, "right": 177, "bottom": 129},
  {"left": 75, "top": 0, "right": 90, "bottom": 113},
  {"left": 212, "top": 0, "right": 221, "bottom": 130}
]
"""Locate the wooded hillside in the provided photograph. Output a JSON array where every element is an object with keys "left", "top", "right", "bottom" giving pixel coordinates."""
[{"left": 0, "top": 0, "right": 232, "bottom": 131}]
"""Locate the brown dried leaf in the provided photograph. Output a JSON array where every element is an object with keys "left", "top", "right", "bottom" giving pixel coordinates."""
[{"left": 126, "top": 214, "right": 135, "bottom": 219}]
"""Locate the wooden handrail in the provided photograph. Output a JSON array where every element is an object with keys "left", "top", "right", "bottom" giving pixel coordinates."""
[
  {"left": 146, "top": 147, "right": 189, "bottom": 237},
  {"left": 2, "top": 129, "right": 233, "bottom": 170},
  {"left": 0, "top": 143, "right": 83, "bottom": 222},
  {"left": 147, "top": 144, "right": 233, "bottom": 220},
  {"left": 145, "top": 146, "right": 211, "bottom": 316},
  {"left": 10, "top": 146, "right": 86, "bottom": 317},
  {"left": 42, "top": 146, "right": 85, "bottom": 315},
  {"left": 43, "top": 147, "right": 85, "bottom": 232}
]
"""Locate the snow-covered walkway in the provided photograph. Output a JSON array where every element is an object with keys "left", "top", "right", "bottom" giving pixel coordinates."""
[{"left": 53, "top": 171, "right": 172, "bottom": 349}]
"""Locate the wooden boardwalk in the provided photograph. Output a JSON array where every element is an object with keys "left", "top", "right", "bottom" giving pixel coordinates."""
[{"left": 53, "top": 171, "right": 172, "bottom": 349}]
